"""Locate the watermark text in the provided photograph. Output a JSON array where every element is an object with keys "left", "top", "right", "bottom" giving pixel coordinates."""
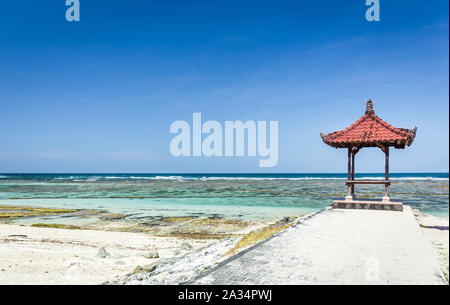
[
  {"left": 66, "top": 0, "right": 80, "bottom": 22},
  {"left": 170, "top": 113, "right": 278, "bottom": 167}
]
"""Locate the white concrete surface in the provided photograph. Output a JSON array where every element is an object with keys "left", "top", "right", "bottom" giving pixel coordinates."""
[{"left": 193, "top": 206, "right": 447, "bottom": 285}]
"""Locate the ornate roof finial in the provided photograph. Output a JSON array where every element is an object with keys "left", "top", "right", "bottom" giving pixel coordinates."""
[{"left": 365, "top": 99, "right": 374, "bottom": 114}]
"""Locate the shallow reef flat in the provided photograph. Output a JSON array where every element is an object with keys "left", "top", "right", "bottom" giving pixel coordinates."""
[
  {"left": 0, "top": 204, "right": 272, "bottom": 239},
  {"left": 0, "top": 204, "right": 128, "bottom": 223},
  {"left": 0, "top": 205, "right": 78, "bottom": 219}
]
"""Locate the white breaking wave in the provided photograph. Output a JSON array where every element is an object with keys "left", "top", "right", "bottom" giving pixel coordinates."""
[
  {"left": 98, "top": 176, "right": 448, "bottom": 182},
  {"left": 2, "top": 175, "right": 444, "bottom": 182},
  {"left": 201, "top": 177, "right": 347, "bottom": 181},
  {"left": 358, "top": 177, "right": 449, "bottom": 181}
]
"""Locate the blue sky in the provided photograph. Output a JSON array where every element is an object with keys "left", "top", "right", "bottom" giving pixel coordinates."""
[{"left": 0, "top": 0, "right": 448, "bottom": 173}]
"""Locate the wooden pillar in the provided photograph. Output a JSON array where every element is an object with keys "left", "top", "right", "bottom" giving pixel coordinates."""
[
  {"left": 351, "top": 150, "right": 355, "bottom": 196},
  {"left": 385, "top": 146, "right": 389, "bottom": 180},
  {"left": 347, "top": 147, "right": 351, "bottom": 180},
  {"left": 345, "top": 147, "right": 353, "bottom": 201},
  {"left": 383, "top": 146, "right": 390, "bottom": 202}
]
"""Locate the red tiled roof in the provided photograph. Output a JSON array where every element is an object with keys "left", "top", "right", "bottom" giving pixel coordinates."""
[{"left": 321, "top": 100, "right": 417, "bottom": 149}]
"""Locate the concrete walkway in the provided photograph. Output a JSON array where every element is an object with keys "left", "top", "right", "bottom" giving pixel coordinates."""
[{"left": 192, "top": 206, "right": 447, "bottom": 285}]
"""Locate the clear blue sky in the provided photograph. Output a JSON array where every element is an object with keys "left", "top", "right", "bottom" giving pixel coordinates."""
[{"left": 0, "top": 0, "right": 448, "bottom": 173}]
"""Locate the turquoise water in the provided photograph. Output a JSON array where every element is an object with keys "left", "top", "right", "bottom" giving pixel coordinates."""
[{"left": 0, "top": 173, "right": 448, "bottom": 220}]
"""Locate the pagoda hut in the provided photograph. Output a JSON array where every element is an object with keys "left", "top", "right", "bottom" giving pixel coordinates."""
[{"left": 320, "top": 99, "right": 417, "bottom": 211}]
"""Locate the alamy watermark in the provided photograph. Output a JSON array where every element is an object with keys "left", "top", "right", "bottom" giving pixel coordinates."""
[
  {"left": 365, "top": 0, "right": 380, "bottom": 22},
  {"left": 65, "top": 1, "right": 378, "bottom": 23},
  {"left": 66, "top": 0, "right": 80, "bottom": 22},
  {"left": 170, "top": 113, "right": 278, "bottom": 167}
]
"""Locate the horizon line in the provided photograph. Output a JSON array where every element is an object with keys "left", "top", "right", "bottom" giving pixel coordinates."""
[{"left": 1, "top": 172, "right": 448, "bottom": 175}]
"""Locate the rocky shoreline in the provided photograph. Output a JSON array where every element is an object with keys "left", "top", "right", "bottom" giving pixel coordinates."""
[{"left": 0, "top": 204, "right": 294, "bottom": 284}]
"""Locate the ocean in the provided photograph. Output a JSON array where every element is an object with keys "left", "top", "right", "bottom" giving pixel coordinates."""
[{"left": 0, "top": 173, "right": 448, "bottom": 222}]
